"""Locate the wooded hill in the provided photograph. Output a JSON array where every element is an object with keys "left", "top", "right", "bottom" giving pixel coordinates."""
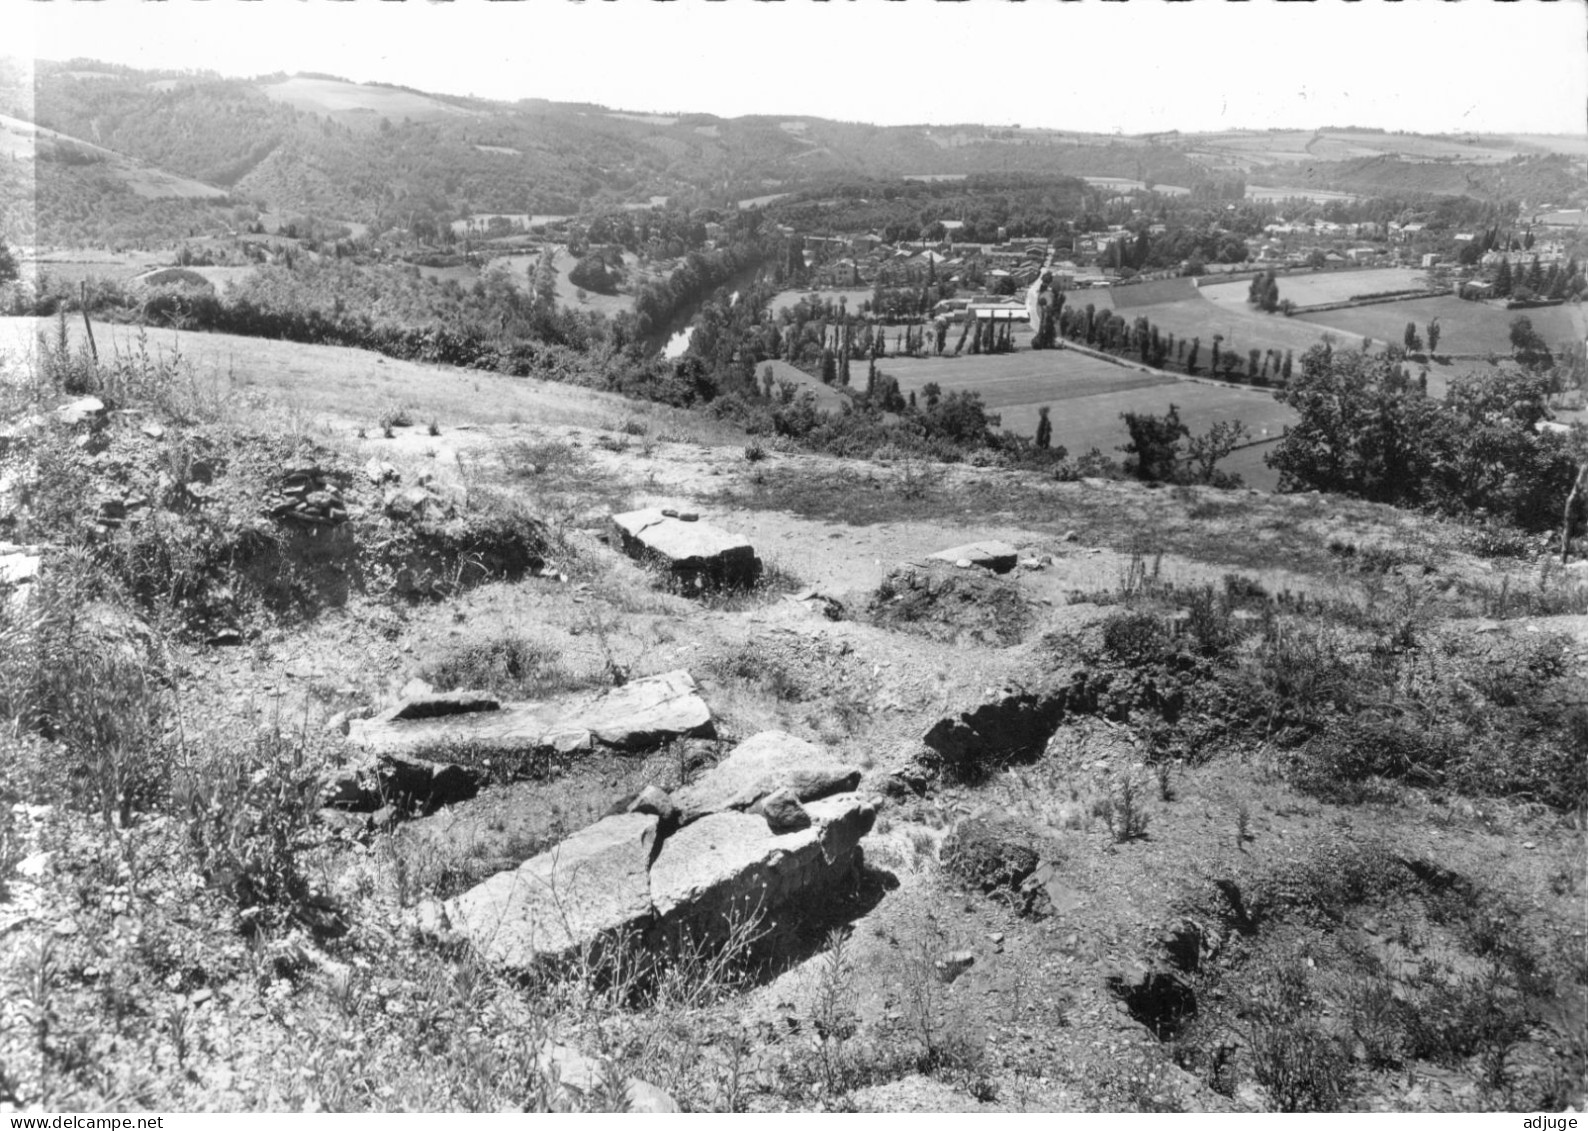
[{"left": 6, "top": 59, "right": 1583, "bottom": 249}]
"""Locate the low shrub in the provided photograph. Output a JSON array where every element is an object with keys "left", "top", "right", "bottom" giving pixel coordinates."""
[{"left": 421, "top": 635, "right": 592, "bottom": 699}]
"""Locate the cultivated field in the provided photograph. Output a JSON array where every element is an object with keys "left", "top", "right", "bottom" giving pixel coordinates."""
[
  {"left": 879, "top": 348, "right": 1295, "bottom": 489},
  {"left": 1186, "top": 128, "right": 1539, "bottom": 169},
  {"left": 1080, "top": 176, "right": 1190, "bottom": 196},
  {"left": 1201, "top": 267, "right": 1432, "bottom": 309},
  {"left": 1078, "top": 286, "right": 1344, "bottom": 361},
  {"left": 261, "top": 77, "right": 476, "bottom": 125},
  {"left": 1245, "top": 186, "right": 1360, "bottom": 203},
  {"left": 1106, "top": 277, "right": 1201, "bottom": 309},
  {"left": 1296, "top": 295, "right": 1588, "bottom": 356},
  {"left": 737, "top": 192, "right": 791, "bottom": 210},
  {"left": 20, "top": 248, "right": 169, "bottom": 290}
]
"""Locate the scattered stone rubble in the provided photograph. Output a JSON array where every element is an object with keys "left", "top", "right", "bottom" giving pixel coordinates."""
[{"left": 268, "top": 461, "right": 349, "bottom": 528}]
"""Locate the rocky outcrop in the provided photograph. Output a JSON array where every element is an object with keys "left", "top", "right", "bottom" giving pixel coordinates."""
[
  {"left": 348, "top": 669, "right": 714, "bottom": 758},
  {"left": 924, "top": 681, "right": 1068, "bottom": 771},
  {"left": 927, "top": 540, "right": 1019, "bottom": 574},
  {"left": 440, "top": 731, "right": 874, "bottom": 971},
  {"left": 610, "top": 508, "right": 760, "bottom": 591}
]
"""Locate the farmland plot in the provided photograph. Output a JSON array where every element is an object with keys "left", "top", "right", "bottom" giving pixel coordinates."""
[
  {"left": 1088, "top": 286, "right": 1343, "bottom": 360},
  {"left": 1202, "top": 268, "right": 1431, "bottom": 308},
  {"left": 1296, "top": 296, "right": 1588, "bottom": 356},
  {"left": 1245, "top": 186, "right": 1359, "bottom": 203},
  {"left": 880, "top": 348, "right": 1294, "bottom": 490}
]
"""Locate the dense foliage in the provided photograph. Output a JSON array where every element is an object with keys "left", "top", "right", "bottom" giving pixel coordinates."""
[{"left": 1267, "top": 344, "right": 1583, "bottom": 530}]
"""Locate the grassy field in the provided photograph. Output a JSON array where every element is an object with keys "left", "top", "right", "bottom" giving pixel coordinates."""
[
  {"left": 753, "top": 358, "right": 850, "bottom": 413},
  {"left": 0, "top": 317, "right": 747, "bottom": 445},
  {"left": 1201, "top": 268, "right": 1431, "bottom": 309},
  {"left": 1077, "top": 286, "right": 1343, "bottom": 361},
  {"left": 21, "top": 248, "right": 169, "bottom": 290},
  {"left": 1296, "top": 296, "right": 1588, "bottom": 356},
  {"left": 879, "top": 348, "right": 1294, "bottom": 489},
  {"left": 1081, "top": 176, "right": 1190, "bottom": 196},
  {"left": 736, "top": 192, "right": 791, "bottom": 209},
  {"left": 1107, "top": 277, "right": 1201, "bottom": 309},
  {"left": 261, "top": 76, "right": 476, "bottom": 126}
]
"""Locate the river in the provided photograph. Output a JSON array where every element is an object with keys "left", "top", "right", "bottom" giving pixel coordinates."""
[{"left": 646, "top": 256, "right": 768, "bottom": 358}]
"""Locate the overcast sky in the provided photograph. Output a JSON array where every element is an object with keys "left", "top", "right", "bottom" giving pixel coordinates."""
[{"left": 16, "top": 0, "right": 1588, "bottom": 137}]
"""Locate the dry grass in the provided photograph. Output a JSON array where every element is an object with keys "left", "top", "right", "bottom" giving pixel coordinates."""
[{"left": 0, "top": 316, "right": 749, "bottom": 444}]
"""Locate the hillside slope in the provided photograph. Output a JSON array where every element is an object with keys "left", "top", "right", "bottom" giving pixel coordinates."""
[
  {"left": 15, "top": 58, "right": 1582, "bottom": 249},
  {"left": 1, "top": 327, "right": 1583, "bottom": 1113}
]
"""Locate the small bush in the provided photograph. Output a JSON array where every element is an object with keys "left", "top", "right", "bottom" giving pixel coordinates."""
[
  {"left": 1101, "top": 611, "right": 1169, "bottom": 665},
  {"left": 379, "top": 404, "right": 415, "bottom": 430},
  {"left": 1241, "top": 953, "right": 1353, "bottom": 1112},
  {"left": 703, "top": 645, "right": 808, "bottom": 701},
  {"left": 1098, "top": 772, "right": 1151, "bottom": 843},
  {"left": 421, "top": 635, "right": 591, "bottom": 699},
  {"left": 506, "top": 438, "right": 584, "bottom": 479}
]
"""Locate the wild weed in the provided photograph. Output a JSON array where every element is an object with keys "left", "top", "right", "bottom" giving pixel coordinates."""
[
  {"left": 1099, "top": 771, "right": 1151, "bottom": 843},
  {"left": 809, "top": 928, "right": 860, "bottom": 1095},
  {"left": 179, "top": 712, "right": 332, "bottom": 935}
]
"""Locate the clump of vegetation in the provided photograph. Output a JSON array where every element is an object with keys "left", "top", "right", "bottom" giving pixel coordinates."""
[
  {"left": 1049, "top": 565, "right": 1587, "bottom": 810},
  {"left": 0, "top": 554, "right": 171, "bottom": 827},
  {"left": 420, "top": 634, "right": 595, "bottom": 700},
  {"left": 1119, "top": 404, "right": 1249, "bottom": 488},
  {"left": 1171, "top": 843, "right": 1583, "bottom": 1112},
  {"left": 1269, "top": 346, "right": 1583, "bottom": 535}
]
